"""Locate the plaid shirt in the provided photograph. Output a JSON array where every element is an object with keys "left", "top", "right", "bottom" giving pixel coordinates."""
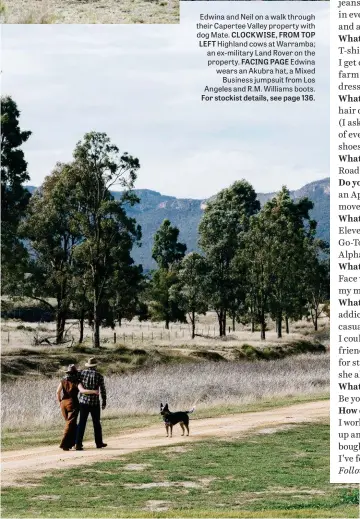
[{"left": 78, "top": 368, "right": 106, "bottom": 407}]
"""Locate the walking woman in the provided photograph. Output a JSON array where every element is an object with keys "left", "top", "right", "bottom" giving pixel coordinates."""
[{"left": 56, "top": 364, "right": 98, "bottom": 451}]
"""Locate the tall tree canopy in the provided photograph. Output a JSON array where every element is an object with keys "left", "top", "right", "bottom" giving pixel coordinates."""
[
  {"left": 68, "top": 132, "right": 141, "bottom": 348},
  {"left": 199, "top": 180, "right": 260, "bottom": 336},
  {"left": 1, "top": 96, "right": 32, "bottom": 291},
  {"left": 152, "top": 219, "right": 187, "bottom": 270},
  {"left": 241, "top": 187, "right": 318, "bottom": 339},
  {"left": 149, "top": 220, "right": 187, "bottom": 329},
  {"left": 170, "top": 252, "right": 208, "bottom": 339},
  {"left": 20, "top": 163, "right": 82, "bottom": 343}
]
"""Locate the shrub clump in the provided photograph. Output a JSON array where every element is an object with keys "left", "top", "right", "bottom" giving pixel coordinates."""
[
  {"left": 190, "top": 351, "right": 226, "bottom": 362},
  {"left": 233, "top": 341, "right": 325, "bottom": 361}
]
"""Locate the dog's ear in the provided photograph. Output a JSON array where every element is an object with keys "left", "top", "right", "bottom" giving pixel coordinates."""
[{"left": 160, "top": 403, "right": 163, "bottom": 410}]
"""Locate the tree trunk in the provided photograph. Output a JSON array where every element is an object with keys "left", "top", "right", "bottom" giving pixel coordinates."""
[
  {"left": 232, "top": 316, "right": 235, "bottom": 332},
  {"left": 222, "top": 311, "right": 226, "bottom": 336},
  {"left": 56, "top": 310, "right": 65, "bottom": 344},
  {"left": 165, "top": 319, "right": 169, "bottom": 330},
  {"left": 79, "top": 315, "right": 84, "bottom": 344},
  {"left": 93, "top": 318, "right": 100, "bottom": 348},
  {"left": 285, "top": 316, "right": 289, "bottom": 334},
  {"left": 260, "top": 313, "right": 266, "bottom": 340},
  {"left": 191, "top": 311, "right": 195, "bottom": 339},
  {"left": 218, "top": 311, "right": 223, "bottom": 336},
  {"left": 251, "top": 318, "right": 255, "bottom": 333},
  {"left": 277, "top": 313, "right": 282, "bottom": 339},
  {"left": 314, "top": 312, "right": 318, "bottom": 331},
  {"left": 93, "top": 288, "right": 100, "bottom": 348}
]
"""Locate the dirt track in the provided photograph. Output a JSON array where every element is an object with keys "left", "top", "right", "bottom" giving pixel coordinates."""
[{"left": 1, "top": 401, "right": 329, "bottom": 487}]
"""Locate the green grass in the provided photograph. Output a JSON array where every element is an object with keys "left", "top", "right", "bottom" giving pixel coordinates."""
[
  {"left": 1, "top": 422, "right": 358, "bottom": 518},
  {"left": 1, "top": 394, "right": 329, "bottom": 451}
]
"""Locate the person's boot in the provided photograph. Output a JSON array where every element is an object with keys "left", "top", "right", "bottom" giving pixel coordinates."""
[
  {"left": 75, "top": 445, "right": 84, "bottom": 451},
  {"left": 96, "top": 443, "right": 107, "bottom": 449}
]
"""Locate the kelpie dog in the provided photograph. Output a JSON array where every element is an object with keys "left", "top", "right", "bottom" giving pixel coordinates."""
[{"left": 160, "top": 403, "right": 195, "bottom": 437}]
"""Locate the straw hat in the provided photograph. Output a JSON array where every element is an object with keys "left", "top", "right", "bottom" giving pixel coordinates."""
[{"left": 85, "top": 357, "right": 97, "bottom": 367}]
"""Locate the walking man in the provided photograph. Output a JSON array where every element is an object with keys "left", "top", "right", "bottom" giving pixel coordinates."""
[{"left": 75, "top": 357, "right": 107, "bottom": 450}]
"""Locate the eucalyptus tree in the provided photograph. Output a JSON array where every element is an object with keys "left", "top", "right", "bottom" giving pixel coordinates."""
[
  {"left": 198, "top": 180, "right": 259, "bottom": 336},
  {"left": 149, "top": 219, "right": 187, "bottom": 329},
  {"left": 170, "top": 252, "right": 208, "bottom": 338},
  {"left": 68, "top": 132, "right": 141, "bottom": 348},
  {"left": 1, "top": 96, "right": 32, "bottom": 292},
  {"left": 152, "top": 219, "right": 187, "bottom": 269},
  {"left": 241, "top": 187, "right": 319, "bottom": 339},
  {"left": 20, "top": 163, "right": 82, "bottom": 343}
]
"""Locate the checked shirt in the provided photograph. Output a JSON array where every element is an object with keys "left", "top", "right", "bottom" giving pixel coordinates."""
[{"left": 78, "top": 368, "right": 106, "bottom": 406}]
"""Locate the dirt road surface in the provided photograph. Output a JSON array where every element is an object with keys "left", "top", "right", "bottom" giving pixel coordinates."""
[{"left": 1, "top": 400, "right": 329, "bottom": 487}]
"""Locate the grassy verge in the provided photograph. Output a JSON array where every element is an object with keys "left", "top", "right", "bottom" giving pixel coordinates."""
[
  {"left": 2, "top": 422, "right": 358, "bottom": 518},
  {"left": 1, "top": 394, "right": 328, "bottom": 451}
]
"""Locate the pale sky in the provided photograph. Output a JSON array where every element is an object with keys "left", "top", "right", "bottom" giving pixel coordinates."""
[{"left": 2, "top": 2, "right": 329, "bottom": 199}]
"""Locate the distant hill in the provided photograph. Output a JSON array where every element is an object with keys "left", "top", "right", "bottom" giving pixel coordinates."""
[{"left": 26, "top": 178, "right": 330, "bottom": 270}]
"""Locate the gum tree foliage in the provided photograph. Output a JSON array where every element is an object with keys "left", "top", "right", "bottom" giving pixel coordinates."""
[
  {"left": 241, "top": 187, "right": 322, "bottom": 340},
  {"left": 170, "top": 252, "right": 208, "bottom": 339},
  {"left": 20, "top": 163, "right": 82, "bottom": 343},
  {"left": 149, "top": 220, "right": 187, "bottom": 329},
  {"left": 152, "top": 219, "right": 187, "bottom": 270},
  {"left": 108, "top": 262, "right": 145, "bottom": 327},
  {"left": 264, "top": 188, "right": 317, "bottom": 338},
  {"left": 68, "top": 132, "right": 141, "bottom": 348},
  {"left": 1, "top": 96, "right": 32, "bottom": 292},
  {"left": 198, "top": 180, "right": 260, "bottom": 336}
]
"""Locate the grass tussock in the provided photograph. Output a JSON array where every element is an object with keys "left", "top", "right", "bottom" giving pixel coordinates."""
[{"left": 234, "top": 340, "right": 326, "bottom": 361}]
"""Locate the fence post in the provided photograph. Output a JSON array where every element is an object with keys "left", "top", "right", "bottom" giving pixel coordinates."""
[
  {"left": 113, "top": 332, "right": 116, "bottom": 344},
  {"left": 8, "top": 331, "right": 10, "bottom": 343}
]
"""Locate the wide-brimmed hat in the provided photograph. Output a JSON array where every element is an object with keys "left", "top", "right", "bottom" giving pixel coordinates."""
[
  {"left": 64, "top": 364, "right": 77, "bottom": 373},
  {"left": 85, "top": 357, "right": 97, "bottom": 367}
]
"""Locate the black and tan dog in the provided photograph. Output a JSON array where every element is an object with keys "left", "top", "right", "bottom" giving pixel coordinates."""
[{"left": 160, "top": 403, "right": 195, "bottom": 437}]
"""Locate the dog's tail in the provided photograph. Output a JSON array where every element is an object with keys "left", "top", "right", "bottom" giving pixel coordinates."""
[{"left": 187, "top": 406, "right": 196, "bottom": 414}]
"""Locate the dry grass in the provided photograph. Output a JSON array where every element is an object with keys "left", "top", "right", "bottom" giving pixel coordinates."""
[
  {"left": 1, "top": 353, "right": 329, "bottom": 431},
  {"left": 1, "top": 0, "right": 179, "bottom": 24}
]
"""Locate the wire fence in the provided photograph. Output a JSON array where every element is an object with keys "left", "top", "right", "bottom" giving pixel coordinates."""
[{"left": 112, "top": 328, "right": 219, "bottom": 344}]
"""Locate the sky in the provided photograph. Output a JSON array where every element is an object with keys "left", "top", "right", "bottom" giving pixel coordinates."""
[{"left": 2, "top": 2, "right": 329, "bottom": 199}]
